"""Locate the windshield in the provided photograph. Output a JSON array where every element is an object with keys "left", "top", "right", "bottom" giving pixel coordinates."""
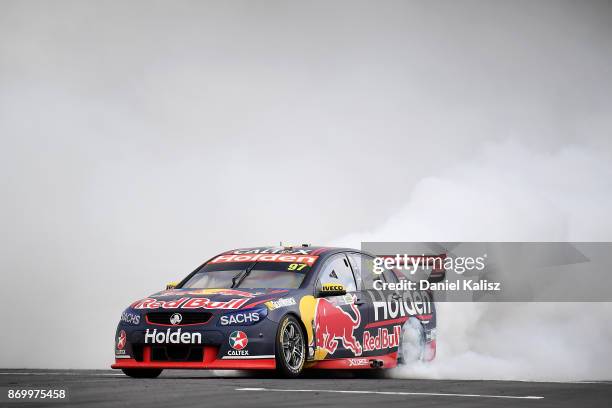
[{"left": 181, "top": 261, "right": 311, "bottom": 289}]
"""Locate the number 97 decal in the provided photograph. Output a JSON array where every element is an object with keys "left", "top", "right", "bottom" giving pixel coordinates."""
[{"left": 287, "top": 263, "right": 307, "bottom": 271}]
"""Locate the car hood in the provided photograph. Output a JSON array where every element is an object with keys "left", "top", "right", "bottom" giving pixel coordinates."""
[{"left": 128, "top": 288, "right": 294, "bottom": 312}]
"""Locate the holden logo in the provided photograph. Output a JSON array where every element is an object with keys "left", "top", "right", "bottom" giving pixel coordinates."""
[
  {"left": 229, "top": 330, "right": 248, "bottom": 350},
  {"left": 170, "top": 313, "right": 183, "bottom": 325},
  {"left": 117, "top": 330, "right": 126, "bottom": 350}
]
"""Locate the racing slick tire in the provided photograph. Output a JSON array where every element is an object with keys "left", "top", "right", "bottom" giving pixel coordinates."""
[
  {"left": 398, "top": 317, "right": 425, "bottom": 365},
  {"left": 121, "top": 368, "right": 163, "bottom": 378},
  {"left": 275, "top": 315, "right": 306, "bottom": 378}
]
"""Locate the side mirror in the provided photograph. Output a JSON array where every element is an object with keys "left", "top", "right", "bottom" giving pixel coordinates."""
[
  {"left": 316, "top": 283, "right": 346, "bottom": 297},
  {"left": 166, "top": 281, "right": 179, "bottom": 290}
]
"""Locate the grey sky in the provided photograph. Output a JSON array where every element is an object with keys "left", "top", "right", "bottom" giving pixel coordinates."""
[{"left": 1, "top": 1, "right": 611, "bottom": 369}]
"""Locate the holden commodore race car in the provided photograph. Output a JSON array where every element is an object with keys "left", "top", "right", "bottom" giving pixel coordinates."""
[{"left": 112, "top": 245, "right": 437, "bottom": 378}]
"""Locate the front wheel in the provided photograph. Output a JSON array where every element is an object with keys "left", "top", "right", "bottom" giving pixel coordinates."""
[
  {"left": 121, "top": 368, "right": 163, "bottom": 378},
  {"left": 275, "top": 315, "right": 306, "bottom": 377}
]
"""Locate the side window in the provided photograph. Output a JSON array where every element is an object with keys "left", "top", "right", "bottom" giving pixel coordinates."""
[
  {"left": 348, "top": 253, "right": 397, "bottom": 289},
  {"left": 346, "top": 253, "right": 364, "bottom": 290},
  {"left": 318, "top": 254, "right": 357, "bottom": 292}
]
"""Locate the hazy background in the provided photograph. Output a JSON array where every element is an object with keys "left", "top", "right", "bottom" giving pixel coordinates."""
[{"left": 1, "top": 1, "right": 612, "bottom": 378}]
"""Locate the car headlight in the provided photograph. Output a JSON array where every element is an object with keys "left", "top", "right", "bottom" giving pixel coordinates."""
[{"left": 218, "top": 307, "right": 268, "bottom": 327}]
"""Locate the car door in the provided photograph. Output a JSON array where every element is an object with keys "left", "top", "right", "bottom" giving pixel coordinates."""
[
  {"left": 347, "top": 252, "right": 403, "bottom": 358},
  {"left": 313, "top": 253, "right": 368, "bottom": 358}
]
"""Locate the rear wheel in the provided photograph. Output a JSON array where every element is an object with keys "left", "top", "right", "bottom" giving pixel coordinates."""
[
  {"left": 121, "top": 368, "right": 163, "bottom": 378},
  {"left": 398, "top": 317, "right": 425, "bottom": 366},
  {"left": 275, "top": 315, "right": 306, "bottom": 377}
]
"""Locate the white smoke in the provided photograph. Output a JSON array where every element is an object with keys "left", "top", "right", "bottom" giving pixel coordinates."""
[
  {"left": 333, "top": 141, "right": 612, "bottom": 381},
  {"left": 337, "top": 141, "right": 612, "bottom": 243},
  {"left": 399, "top": 302, "right": 612, "bottom": 381}
]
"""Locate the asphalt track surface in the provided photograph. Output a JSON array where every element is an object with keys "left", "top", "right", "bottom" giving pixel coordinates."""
[{"left": 1, "top": 370, "right": 610, "bottom": 408}]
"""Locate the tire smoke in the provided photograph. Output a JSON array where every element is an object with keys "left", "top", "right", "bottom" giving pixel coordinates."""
[{"left": 333, "top": 142, "right": 612, "bottom": 381}]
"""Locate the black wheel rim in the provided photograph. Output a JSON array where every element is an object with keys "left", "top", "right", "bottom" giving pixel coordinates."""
[{"left": 280, "top": 320, "right": 304, "bottom": 372}]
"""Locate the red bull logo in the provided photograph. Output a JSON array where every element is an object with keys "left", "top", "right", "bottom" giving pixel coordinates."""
[
  {"left": 314, "top": 298, "right": 362, "bottom": 356},
  {"left": 362, "top": 325, "right": 401, "bottom": 352},
  {"left": 131, "top": 297, "right": 248, "bottom": 310}
]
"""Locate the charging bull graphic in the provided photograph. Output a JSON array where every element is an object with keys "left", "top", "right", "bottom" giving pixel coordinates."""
[{"left": 314, "top": 297, "right": 362, "bottom": 356}]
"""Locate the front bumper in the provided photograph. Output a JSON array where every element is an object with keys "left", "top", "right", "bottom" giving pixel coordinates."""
[
  {"left": 111, "top": 345, "right": 276, "bottom": 370},
  {"left": 112, "top": 316, "right": 278, "bottom": 370}
]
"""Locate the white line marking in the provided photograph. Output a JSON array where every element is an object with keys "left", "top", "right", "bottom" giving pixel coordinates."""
[
  {"left": 517, "top": 380, "right": 611, "bottom": 384},
  {"left": 236, "top": 387, "right": 544, "bottom": 400}
]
